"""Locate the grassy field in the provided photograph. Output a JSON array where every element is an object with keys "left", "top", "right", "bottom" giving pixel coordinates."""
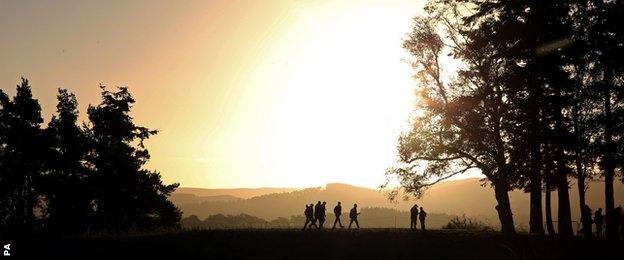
[{"left": 18, "top": 229, "right": 622, "bottom": 259}]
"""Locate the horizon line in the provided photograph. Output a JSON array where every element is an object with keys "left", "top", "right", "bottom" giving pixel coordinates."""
[{"left": 177, "top": 177, "right": 484, "bottom": 190}]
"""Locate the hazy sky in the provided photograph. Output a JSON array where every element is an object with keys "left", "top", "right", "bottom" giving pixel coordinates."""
[{"left": 0, "top": 0, "right": 432, "bottom": 188}]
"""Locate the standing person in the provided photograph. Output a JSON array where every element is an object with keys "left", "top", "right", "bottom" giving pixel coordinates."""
[
  {"left": 410, "top": 204, "right": 419, "bottom": 230},
  {"left": 419, "top": 206, "right": 427, "bottom": 231},
  {"left": 302, "top": 204, "right": 316, "bottom": 230},
  {"left": 595, "top": 208, "right": 604, "bottom": 237},
  {"left": 313, "top": 201, "right": 321, "bottom": 229},
  {"left": 318, "top": 201, "right": 327, "bottom": 229},
  {"left": 580, "top": 205, "right": 593, "bottom": 237},
  {"left": 348, "top": 203, "right": 360, "bottom": 229},
  {"left": 332, "top": 202, "right": 344, "bottom": 229}
]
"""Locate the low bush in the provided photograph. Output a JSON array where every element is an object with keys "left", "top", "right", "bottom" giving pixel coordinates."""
[{"left": 443, "top": 215, "right": 493, "bottom": 231}]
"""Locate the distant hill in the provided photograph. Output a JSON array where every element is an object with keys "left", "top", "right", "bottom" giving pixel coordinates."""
[
  {"left": 171, "top": 183, "right": 400, "bottom": 220},
  {"left": 172, "top": 178, "right": 624, "bottom": 229},
  {"left": 175, "top": 187, "right": 298, "bottom": 199},
  {"left": 170, "top": 194, "right": 242, "bottom": 204}
]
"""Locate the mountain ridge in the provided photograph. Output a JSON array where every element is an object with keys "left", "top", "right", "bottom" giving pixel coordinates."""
[{"left": 172, "top": 178, "right": 624, "bottom": 228}]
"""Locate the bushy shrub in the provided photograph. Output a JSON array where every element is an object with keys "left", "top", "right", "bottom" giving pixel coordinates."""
[{"left": 443, "top": 215, "right": 493, "bottom": 231}]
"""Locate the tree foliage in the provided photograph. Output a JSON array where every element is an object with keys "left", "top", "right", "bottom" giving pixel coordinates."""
[
  {"left": 387, "top": 0, "right": 624, "bottom": 238},
  {"left": 0, "top": 79, "right": 181, "bottom": 235}
]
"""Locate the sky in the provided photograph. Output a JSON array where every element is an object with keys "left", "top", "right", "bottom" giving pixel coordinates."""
[{"left": 0, "top": 0, "right": 436, "bottom": 189}]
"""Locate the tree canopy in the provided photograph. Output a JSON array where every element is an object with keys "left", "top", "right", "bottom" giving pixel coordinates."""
[
  {"left": 0, "top": 79, "right": 181, "bottom": 235},
  {"left": 387, "top": 0, "right": 624, "bottom": 238}
]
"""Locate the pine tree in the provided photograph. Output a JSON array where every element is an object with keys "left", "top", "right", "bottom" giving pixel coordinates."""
[
  {"left": 87, "top": 86, "right": 180, "bottom": 231},
  {"left": 42, "top": 89, "right": 92, "bottom": 233},
  {"left": 0, "top": 78, "right": 46, "bottom": 234}
]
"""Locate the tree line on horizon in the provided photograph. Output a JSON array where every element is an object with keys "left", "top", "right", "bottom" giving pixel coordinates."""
[
  {"left": 0, "top": 78, "right": 181, "bottom": 235},
  {"left": 386, "top": 0, "right": 624, "bottom": 239},
  {"left": 180, "top": 207, "right": 456, "bottom": 230}
]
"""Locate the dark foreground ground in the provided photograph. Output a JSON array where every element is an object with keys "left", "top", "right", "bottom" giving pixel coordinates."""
[{"left": 12, "top": 229, "right": 623, "bottom": 259}]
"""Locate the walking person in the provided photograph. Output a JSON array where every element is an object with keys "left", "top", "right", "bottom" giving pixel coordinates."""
[
  {"left": 419, "top": 206, "right": 427, "bottom": 231},
  {"left": 595, "top": 208, "right": 604, "bottom": 237},
  {"left": 332, "top": 201, "right": 344, "bottom": 229},
  {"left": 318, "top": 201, "right": 327, "bottom": 229},
  {"left": 302, "top": 204, "right": 316, "bottom": 230},
  {"left": 410, "top": 204, "right": 419, "bottom": 230},
  {"left": 313, "top": 201, "right": 321, "bottom": 229},
  {"left": 348, "top": 203, "right": 360, "bottom": 229}
]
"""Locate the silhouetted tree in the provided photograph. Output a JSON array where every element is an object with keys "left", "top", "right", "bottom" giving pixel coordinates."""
[
  {"left": 86, "top": 86, "right": 181, "bottom": 230},
  {"left": 0, "top": 78, "right": 46, "bottom": 234},
  {"left": 464, "top": 0, "right": 583, "bottom": 237},
  {"left": 392, "top": 0, "right": 624, "bottom": 238},
  {"left": 576, "top": 0, "right": 624, "bottom": 240},
  {"left": 387, "top": 4, "right": 523, "bottom": 234},
  {"left": 1, "top": 78, "right": 183, "bottom": 234},
  {"left": 41, "top": 89, "right": 92, "bottom": 233},
  {"left": 567, "top": 41, "right": 601, "bottom": 238},
  {"left": 543, "top": 143, "right": 558, "bottom": 236},
  {"left": 0, "top": 88, "right": 10, "bottom": 232},
  {"left": 180, "top": 214, "right": 202, "bottom": 228}
]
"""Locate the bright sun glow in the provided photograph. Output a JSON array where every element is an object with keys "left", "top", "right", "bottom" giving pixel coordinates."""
[
  {"left": 3, "top": 0, "right": 464, "bottom": 189},
  {"left": 206, "top": 1, "right": 425, "bottom": 188}
]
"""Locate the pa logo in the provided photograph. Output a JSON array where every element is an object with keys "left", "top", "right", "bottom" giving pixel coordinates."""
[{"left": 3, "top": 243, "right": 10, "bottom": 256}]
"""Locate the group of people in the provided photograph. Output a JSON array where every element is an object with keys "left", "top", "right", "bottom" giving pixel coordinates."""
[
  {"left": 410, "top": 204, "right": 427, "bottom": 230},
  {"left": 301, "top": 201, "right": 624, "bottom": 235},
  {"left": 302, "top": 201, "right": 429, "bottom": 231},
  {"left": 581, "top": 205, "right": 624, "bottom": 238},
  {"left": 302, "top": 201, "right": 361, "bottom": 230}
]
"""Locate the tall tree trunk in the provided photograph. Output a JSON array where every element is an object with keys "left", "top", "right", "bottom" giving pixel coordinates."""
[
  {"left": 493, "top": 180, "right": 516, "bottom": 235},
  {"left": 528, "top": 82, "right": 545, "bottom": 235},
  {"left": 573, "top": 99, "right": 591, "bottom": 237},
  {"left": 529, "top": 169, "right": 544, "bottom": 234},
  {"left": 576, "top": 155, "right": 591, "bottom": 237},
  {"left": 602, "top": 77, "right": 617, "bottom": 240},
  {"left": 528, "top": 117, "right": 544, "bottom": 234},
  {"left": 545, "top": 179, "right": 555, "bottom": 236},
  {"left": 572, "top": 78, "right": 592, "bottom": 238},
  {"left": 555, "top": 179, "right": 573, "bottom": 237},
  {"left": 555, "top": 147, "right": 573, "bottom": 237},
  {"left": 553, "top": 84, "right": 573, "bottom": 237}
]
